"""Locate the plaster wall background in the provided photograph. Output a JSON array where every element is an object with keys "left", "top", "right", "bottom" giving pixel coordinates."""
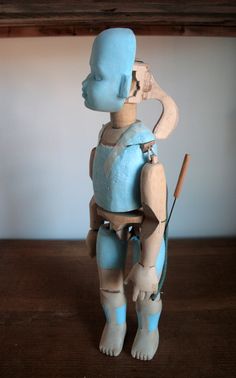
[{"left": 0, "top": 36, "right": 235, "bottom": 238}]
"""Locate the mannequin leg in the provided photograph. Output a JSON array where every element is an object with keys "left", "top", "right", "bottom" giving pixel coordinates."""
[
  {"left": 96, "top": 225, "right": 128, "bottom": 357},
  {"left": 131, "top": 236, "right": 165, "bottom": 360}
]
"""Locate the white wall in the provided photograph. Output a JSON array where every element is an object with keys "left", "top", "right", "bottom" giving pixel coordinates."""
[{"left": 0, "top": 36, "right": 235, "bottom": 239}]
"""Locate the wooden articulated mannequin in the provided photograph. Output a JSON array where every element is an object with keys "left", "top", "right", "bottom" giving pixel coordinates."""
[
  {"left": 86, "top": 62, "right": 178, "bottom": 360},
  {"left": 82, "top": 28, "right": 180, "bottom": 361}
]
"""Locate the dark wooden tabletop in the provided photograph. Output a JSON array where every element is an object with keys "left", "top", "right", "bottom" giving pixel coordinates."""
[
  {"left": 0, "top": 1, "right": 236, "bottom": 37},
  {"left": 0, "top": 239, "right": 235, "bottom": 378}
]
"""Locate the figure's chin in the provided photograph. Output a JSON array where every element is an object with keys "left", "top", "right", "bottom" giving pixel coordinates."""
[
  {"left": 84, "top": 100, "right": 96, "bottom": 111},
  {"left": 84, "top": 99, "right": 124, "bottom": 113}
]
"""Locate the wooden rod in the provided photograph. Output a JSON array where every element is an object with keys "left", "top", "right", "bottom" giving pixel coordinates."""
[{"left": 174, "top": 154, "right": 191, "bottom": 198}]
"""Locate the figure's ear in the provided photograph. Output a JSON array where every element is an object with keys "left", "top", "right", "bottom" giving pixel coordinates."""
[{"left": 118, "top": 74, "right": 131, "bottom": 99}]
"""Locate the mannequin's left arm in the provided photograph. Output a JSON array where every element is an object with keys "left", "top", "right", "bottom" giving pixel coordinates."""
[
  {"left": 139, "top": 158, "right": 167, "bottom": 268},
  {"left": 125, "top": 157, "right": 167, "bottom": 300}
]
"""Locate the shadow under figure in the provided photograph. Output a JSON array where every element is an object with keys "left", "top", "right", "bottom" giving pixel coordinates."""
[{"left": 82, "top": 28, "right": 179, "bottom": 361}]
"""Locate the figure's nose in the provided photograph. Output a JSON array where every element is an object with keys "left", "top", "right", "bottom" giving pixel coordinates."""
[
  {"left": 82, "top": 73, "right": 91, "bottom": 89},
  {"left": 82, "top": 78, "right": 88, "bottom": 88}
]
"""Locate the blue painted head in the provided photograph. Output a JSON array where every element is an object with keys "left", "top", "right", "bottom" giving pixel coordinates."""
[{"left": 82, "top": 28, "right": 136, "bottom": 112}]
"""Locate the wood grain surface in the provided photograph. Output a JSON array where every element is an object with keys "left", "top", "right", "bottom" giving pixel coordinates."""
[
  {"left": 0, "top": 1, "right": 236, "bottom": 37},
  {"left": 0, "top": 239, "right": 235, "bottom": 377}
]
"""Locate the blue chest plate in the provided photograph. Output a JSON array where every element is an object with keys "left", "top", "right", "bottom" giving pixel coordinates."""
[{"left": 92, "top": 122, "right": 157, "bottom": 212}]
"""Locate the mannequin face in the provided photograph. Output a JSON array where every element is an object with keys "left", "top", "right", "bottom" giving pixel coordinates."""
[
  {"left": 82, "top": 54, "right": 124, "bottom": 112},
  {"left": 82, "top": 28, "right": 136, "bottom": 112}
]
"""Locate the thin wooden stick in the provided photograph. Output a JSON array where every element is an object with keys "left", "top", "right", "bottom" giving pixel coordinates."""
[
  {"left": 151, "top": 153, "right": 191, "bottom": 300},
  {"left": 174, "top": 154, "right": 191, "bottom": 199},
  {"left": 165, "top": 153, "right": 190, "bottom": 229}
]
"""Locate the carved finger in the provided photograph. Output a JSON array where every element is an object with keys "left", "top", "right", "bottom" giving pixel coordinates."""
[
  {"left": 144, "top": 292, "right": 150, "bottom": 301},
  {"left": 139, "top": 291, "right": 145, "bottom": 301},
  {"left": 133, "top": 286, "right": 140, "bottom": 302}
]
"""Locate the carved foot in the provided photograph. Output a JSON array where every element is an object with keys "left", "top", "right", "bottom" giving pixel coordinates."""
[
  {"left": 131, "top": 328, "right": 159, "bottom": 361},
  {"left": 99, "top": 322, "right": 127, "bottom": 357}
]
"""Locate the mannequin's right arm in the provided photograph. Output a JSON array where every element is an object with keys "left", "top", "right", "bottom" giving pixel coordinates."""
[{"left": 86, "top": 148, "right": 104, "bottom": 257}]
